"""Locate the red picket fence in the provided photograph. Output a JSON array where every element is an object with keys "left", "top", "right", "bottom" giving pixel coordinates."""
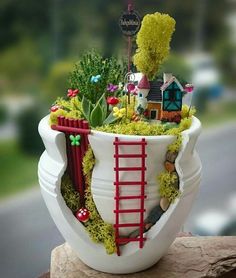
[{"left": 51, "top": 116, "right": 91, "bottom": 205}]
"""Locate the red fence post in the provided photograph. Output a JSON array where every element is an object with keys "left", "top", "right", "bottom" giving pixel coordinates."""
[{"left": 53, "top": 116, "right": 91, "bottom": 206}]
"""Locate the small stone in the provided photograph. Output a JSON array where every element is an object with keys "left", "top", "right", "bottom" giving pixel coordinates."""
[
  {"left": 166, "top": 151, "right": 178, "bottom": 163},
  {"left": 164, "top": 161, "right": 175, "bottom": 172},
  {"left": 145, "top": 205, "right": 164, "bottom": 225},
  {"left": 160, "top": 197, "right": 170, "bottom": 211},
  {"left": 172, "top": 171, "right": 179, "bottom": 189}
]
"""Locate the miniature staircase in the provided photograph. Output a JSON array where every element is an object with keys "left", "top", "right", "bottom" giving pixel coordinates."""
[{"left": 113, "top": 137, "right": 147, "bottom": 256}]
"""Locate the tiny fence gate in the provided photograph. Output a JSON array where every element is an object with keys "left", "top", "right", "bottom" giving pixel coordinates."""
[{"left": 51, "top": 116, "right": 91, "bottom": 206}]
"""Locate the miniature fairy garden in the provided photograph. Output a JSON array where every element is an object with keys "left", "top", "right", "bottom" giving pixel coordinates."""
[{"left": 48, "top": 12, "right": 196, "bottom": 255}]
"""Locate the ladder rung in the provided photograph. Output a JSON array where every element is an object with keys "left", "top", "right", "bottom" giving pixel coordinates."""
[
  {"left": 114, "top": 181, "right": 147, "bottom": 186},
  {"left": 114, "top": 209, "right": 146, "bottom": 213},
  {"left": 114, "top": 154, "right": 147, "bottom": 158},
  {"left": 116, "top": 237, "right": 147, "bottom": 243},
  {"left": 114, "top": 223, "right": 144, "bottom": 228},
  {"left": 115, "top": 195, "right": 147, "bottom": 200},
  {"left": 114, "top": 167, "right": 146, "bottom": 171},
  {"left": 113, "top": 141, "right": 147, "bottom": 146}
]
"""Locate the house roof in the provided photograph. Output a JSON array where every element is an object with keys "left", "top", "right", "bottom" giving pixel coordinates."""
[
  {"left": 147, "top": 80, "right": 162, "bottom": 102},
  {"left": 160, "top": 76, "right": 184, "bottom": 91},
  {"left": 138, "top": 74, "right": 150, "bottom": 89}
]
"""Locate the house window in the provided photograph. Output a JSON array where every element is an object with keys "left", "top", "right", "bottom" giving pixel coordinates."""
[
  {"left": 139, "top": 93, "right": 143, "bottom": 98},
  {"left": 150, "top": 109, "right": 157, "bottom": 120}
]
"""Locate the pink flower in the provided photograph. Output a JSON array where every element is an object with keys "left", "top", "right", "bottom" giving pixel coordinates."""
[
  {"left": 184, "top": 84, "right": 194, "bottom": 93},
  {"left": 127, "top": 83, "right": 135, "bottom": 93}
]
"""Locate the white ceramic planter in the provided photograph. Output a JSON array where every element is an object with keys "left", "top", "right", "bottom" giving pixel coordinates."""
[{"left": 38, "top": 116, "right": 201, "bottom": 274}]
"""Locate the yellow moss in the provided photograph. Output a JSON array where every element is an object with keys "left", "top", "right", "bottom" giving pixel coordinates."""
[
  {"left": 82, "top": 147, "right": 116, "bottom": 254},
  {"left": 181, "top": 104, "right": 196, "bottom": 119},
  {"left": 167, "top": 135, "right": 182, "bottom": 153},
  {"left": 158, "top": 171, "right": 180, "bottom": 203},
  {"left": 49, "top": 97, "right": 83, "bottom": 126},
  {"left": 49, "top": 109, "right": 67, "bottom": 125},
  {"left": 82, "top": 146, "right": 95, "bottom": 177},
  {"left": 66, "top": 110, "right": 82, "bottom": 120},
  {"left": 96, "top": 121, "right": 166, "bottom": 136},
  {"left": 133, "top": 12, "right": 176, "bottom": 79},
  {"left": 61, "top": 174, "right": 81, "bottom": 213}
]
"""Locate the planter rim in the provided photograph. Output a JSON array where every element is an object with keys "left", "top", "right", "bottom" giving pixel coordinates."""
[
  {"left": 90, "top": 116, "right": 201, "bottom": 139},
  {"left": 43, "top": 115, "right": 200, "bottom": 140}
]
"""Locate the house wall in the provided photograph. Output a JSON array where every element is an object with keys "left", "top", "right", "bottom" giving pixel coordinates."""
[
  {"left": 161, "top": 110, "right": 181, "bottom": 122},
  {"left": 147, "top": 102, "right": 162, "bottom": 120}
]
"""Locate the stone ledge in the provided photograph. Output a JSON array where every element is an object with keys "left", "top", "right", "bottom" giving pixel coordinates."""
[{"left": 51, "top": 236, "right": 236, "bottom": 278}]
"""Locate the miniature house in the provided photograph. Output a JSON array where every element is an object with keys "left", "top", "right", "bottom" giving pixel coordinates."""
[
  {"left": 146, "top": 80, "right": 162, "bottom": 120},
  {"left": 161, "top": 73, "right": 184, "bottom": 122},
  {"left": 136, "top": 75, "right": 150, "bottom": 111},
  {"left": 136, "top": 73, "right": 184, "bottom": 122}
]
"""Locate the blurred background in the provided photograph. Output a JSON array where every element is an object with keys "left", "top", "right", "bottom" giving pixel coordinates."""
[{"left": 0, "top": 0, "right": 235, "bottom": 277}]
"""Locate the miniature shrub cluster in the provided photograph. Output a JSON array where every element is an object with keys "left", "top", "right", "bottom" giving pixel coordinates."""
[
  {"left": 68, "top": 51, "right": 126, "bottom": 103},
  {"left": 158, "top": 172, "right": 180, "bottom": 203},
  {"left": 133, "top": 12, "right": 176, "bottom": 80},
  {"left": 82, "top": 147, "right": 117, "bottom": 254}
]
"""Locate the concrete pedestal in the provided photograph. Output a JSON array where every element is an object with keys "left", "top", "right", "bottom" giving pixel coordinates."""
[{"left": 49, "top": 236, "right": 236, "bottom": 278}]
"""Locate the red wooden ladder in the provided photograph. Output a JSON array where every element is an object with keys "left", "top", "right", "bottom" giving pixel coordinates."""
[{"left": 113, "top": 137, "right": 147, "bottom": 256}]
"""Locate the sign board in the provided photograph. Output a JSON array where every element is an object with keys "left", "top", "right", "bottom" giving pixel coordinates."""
[{"left": 119, "top": 10, "right": 141, "bottom": 36}]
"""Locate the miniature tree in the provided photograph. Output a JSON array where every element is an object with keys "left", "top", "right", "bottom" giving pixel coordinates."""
[{"left": 133, "top": 12, "right": 176, "bottom": 80}]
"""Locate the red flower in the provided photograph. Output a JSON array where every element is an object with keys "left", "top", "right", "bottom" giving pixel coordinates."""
[
  {"left": 67, "top": 88, "right": 79, "bottom": 98},
  {"left": 75, "top": 208, "right": 90, "bottom": 223},
  {"left": 107, "top": 96, "right": 119, "bottom": 105},
  {"left": 50, "top": 105, "right": 60, "bottom": 112}
]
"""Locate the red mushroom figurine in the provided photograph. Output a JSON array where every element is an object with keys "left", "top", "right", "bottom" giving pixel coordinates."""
[
  {"left": 75, "top": 208, "right": 90, "bottom": 223},
  {"left": 107, "top": 96, "right": 119, "bottom": 105}
]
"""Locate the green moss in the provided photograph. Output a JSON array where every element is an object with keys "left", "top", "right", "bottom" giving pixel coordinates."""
[
  {"left": 158, "top": 171, "right": 180, "bottom": 203},
  {"left": 82, "top": 147, "right": 117, "bottom": 254},
  {"left": 61, "top": 174, "right": 81, "bottom": 213}
]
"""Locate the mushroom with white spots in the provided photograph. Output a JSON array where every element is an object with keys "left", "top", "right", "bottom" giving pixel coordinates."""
[{"left": 75, "top": 208, "right": 90, "bottom": 223}]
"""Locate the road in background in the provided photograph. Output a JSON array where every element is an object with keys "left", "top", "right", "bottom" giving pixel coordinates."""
[{"left": 0, "top": 121, "right": 236, "bottom": 278}]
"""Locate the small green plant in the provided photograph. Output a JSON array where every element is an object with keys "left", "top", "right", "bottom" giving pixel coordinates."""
[
  {"left": 69, "top": 51, "right": 125, "bottom": 104},
  {"left": 81, "top": 94, "right": 117, "bottom": 127}
]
